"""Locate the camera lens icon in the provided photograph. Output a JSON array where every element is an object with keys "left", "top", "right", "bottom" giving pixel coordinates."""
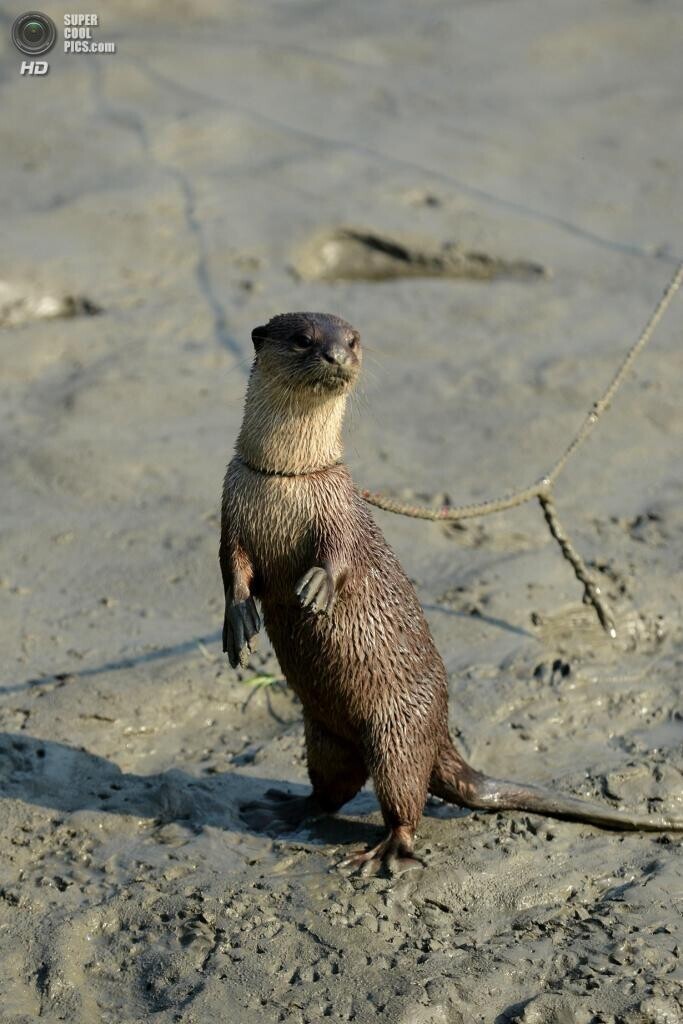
[{"left": 12, "top": 11, "right": 57, "bottom": 56}]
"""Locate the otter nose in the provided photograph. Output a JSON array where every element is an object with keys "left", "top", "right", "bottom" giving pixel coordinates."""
[{"left": 320, "top": 339, "right": 351, "bottom": 366}]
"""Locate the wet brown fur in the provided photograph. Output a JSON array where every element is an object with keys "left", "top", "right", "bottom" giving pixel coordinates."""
[{"left": 220, "top": 312, "right": 683, "bottom": 874}]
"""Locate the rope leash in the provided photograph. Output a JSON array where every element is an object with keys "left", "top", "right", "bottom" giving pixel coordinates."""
[{"left": 361, "top": 264, "right": 683, "bottom": 635}]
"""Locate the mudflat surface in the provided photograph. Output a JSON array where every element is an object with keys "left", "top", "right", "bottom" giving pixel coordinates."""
[{"left": 1, "top": 2, "right": 682, "bottom": 1022}]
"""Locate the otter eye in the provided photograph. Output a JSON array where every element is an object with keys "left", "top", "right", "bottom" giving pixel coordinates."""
[
  {"left": 348, "top": 335, "right": 359, "bottom": 350},
  {"left": 290, "top": 332, "right": 313, "bottom": 349}
]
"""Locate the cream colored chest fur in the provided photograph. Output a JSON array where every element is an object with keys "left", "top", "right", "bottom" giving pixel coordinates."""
[{"left": 226, "top": 459, "right": 319, "bottom": 586}]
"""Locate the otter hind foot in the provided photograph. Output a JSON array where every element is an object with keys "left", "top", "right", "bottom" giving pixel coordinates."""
[
  {"left": 338, "top": 826, "right": 424, "bottom": 877},
  {"left": 240, "top": 790, "right": 325, "bottom": 834},
  {"left": 223, "top": 597, "right": 261, "bottom": 668},
  {"left": 295, "top": 566, "right": 335, "bottom": 615}
]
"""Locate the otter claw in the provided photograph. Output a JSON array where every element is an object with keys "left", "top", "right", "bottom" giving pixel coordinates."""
[
  {"left": 223, "top": 597, "right": 261, "bottom": 668},
  {"left": 295, "top": 566, "right": 335, "bottom": 615}
]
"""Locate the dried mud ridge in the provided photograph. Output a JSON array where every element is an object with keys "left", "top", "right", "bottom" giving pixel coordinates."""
[
  {"left": 0, "top": 281, "right": 101, "bottom": 328},
  {"left": 293, "top": 227, "right": 547, "bottom": 282}
]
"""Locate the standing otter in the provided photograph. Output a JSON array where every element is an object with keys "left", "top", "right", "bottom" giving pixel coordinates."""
[{"left": 220, "top": 312, "right": 683, "bottom": 874}]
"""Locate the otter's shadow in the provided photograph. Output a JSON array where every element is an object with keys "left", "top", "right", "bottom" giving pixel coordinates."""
[{"left": 0, "top": 732, "right": 388, "bottom": 848}]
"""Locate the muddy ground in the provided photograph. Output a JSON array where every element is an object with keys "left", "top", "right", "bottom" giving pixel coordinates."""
[{"left": 1, "top": 1, "right": 682, "bottom": 1021}]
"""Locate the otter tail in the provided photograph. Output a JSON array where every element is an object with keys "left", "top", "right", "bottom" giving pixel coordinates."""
[{"left": 430, "top": 741, "right": 683, "bottom": 833}]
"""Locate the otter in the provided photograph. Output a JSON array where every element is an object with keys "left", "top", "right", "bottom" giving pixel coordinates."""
[{"left": 220, "top": 312, "right": 683, "bottom": 874}]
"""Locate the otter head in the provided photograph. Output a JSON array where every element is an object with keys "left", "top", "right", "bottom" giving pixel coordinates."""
[{"left": 251, "top": 312, "right": 362, "bottom": 396}]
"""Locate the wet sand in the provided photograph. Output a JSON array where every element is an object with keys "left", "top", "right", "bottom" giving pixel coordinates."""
[{"left": 1, "top": 1, "right": 682, "bottom": 1021}]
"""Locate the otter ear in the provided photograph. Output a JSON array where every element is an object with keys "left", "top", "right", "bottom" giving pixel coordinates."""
[{"left": 251, "top": 325, "right": 269, "bottom": 352}]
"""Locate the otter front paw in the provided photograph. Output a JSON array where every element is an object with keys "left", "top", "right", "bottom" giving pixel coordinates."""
[
  {"left": 223, "top": 597, "right": 261, "bottom": 668},
  {"left": 295, "top": 566, "right": 336, "bottom": 615}
]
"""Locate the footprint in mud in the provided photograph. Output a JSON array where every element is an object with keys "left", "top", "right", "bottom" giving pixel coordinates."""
[
  {"left": 292, "top": 227, "right": 547, "bottom": 283},
  {"left": 240, "top": 788, "right": 323, "bottom": 835},
  {"left": 624, "top": 506, "right": 674, "bottom": 548},
  {"left": 533, "top": 602, "right": 669, "bottom": 657}
]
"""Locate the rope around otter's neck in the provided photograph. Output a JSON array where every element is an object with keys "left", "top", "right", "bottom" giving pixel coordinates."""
[
  {"left": 360, "top": 263, "right": 683, "bottom": 638},
  {"left": 236, "top": 455, "right": 343, "bottom": 478}
]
